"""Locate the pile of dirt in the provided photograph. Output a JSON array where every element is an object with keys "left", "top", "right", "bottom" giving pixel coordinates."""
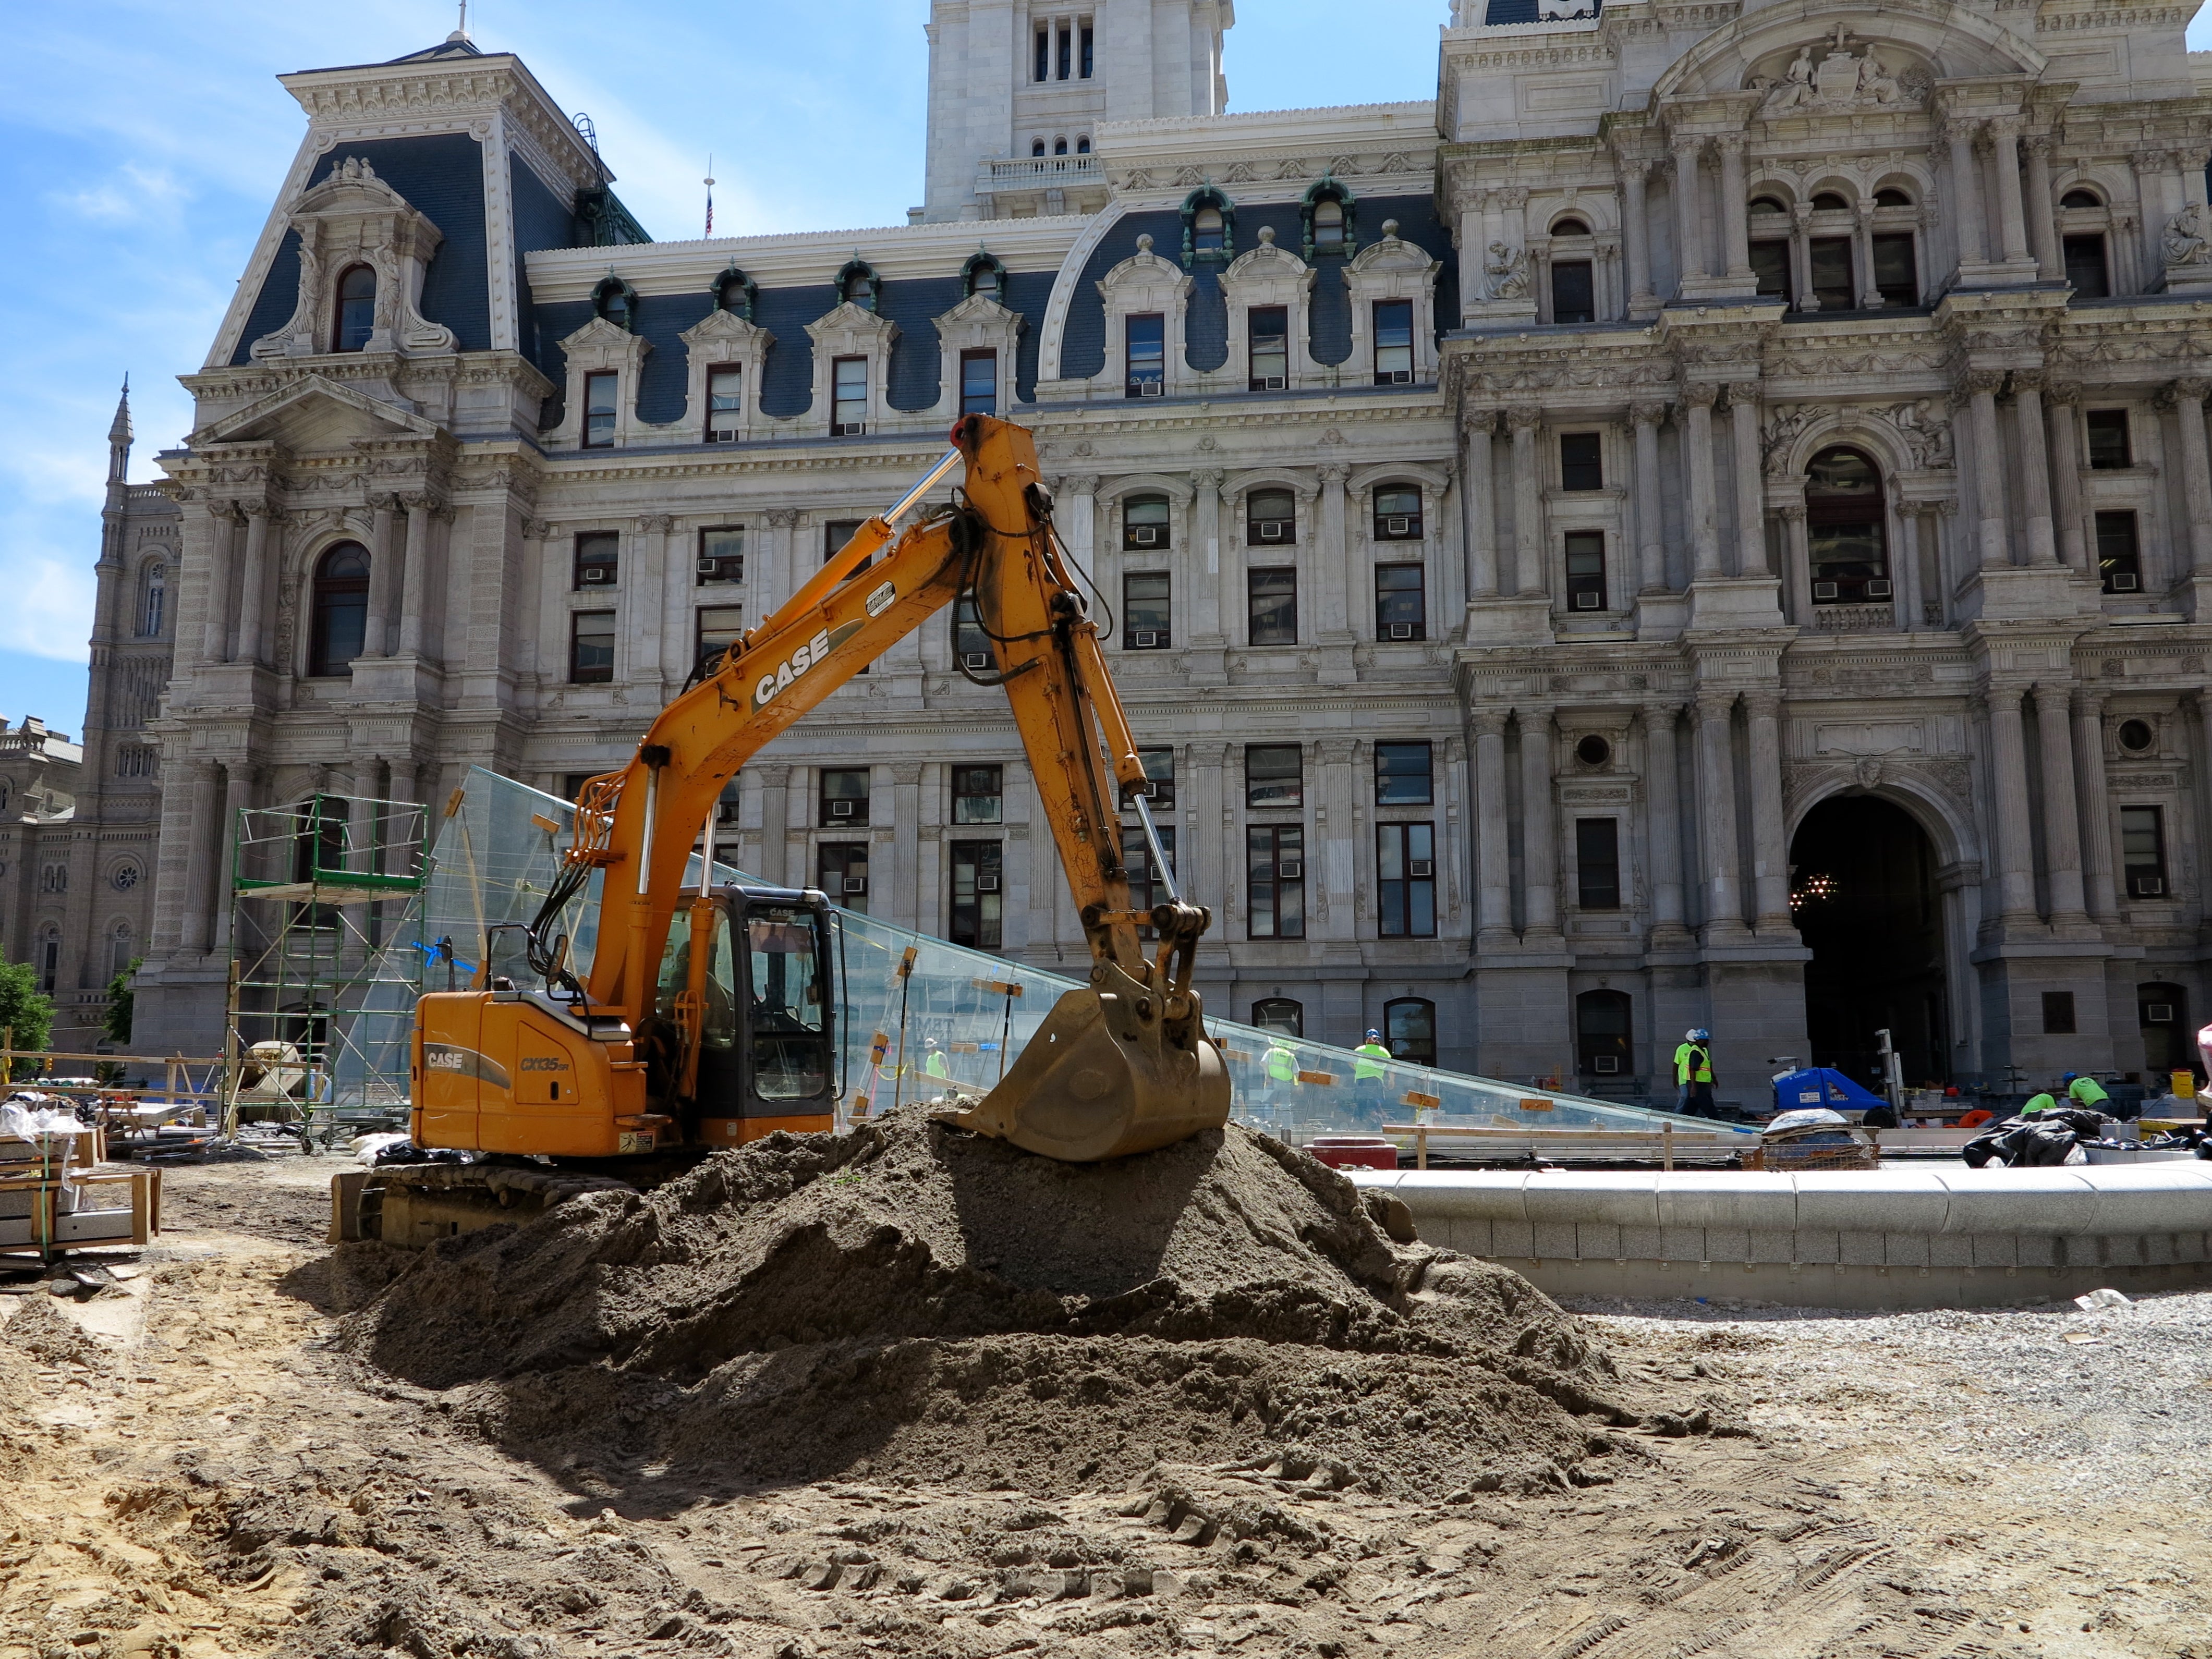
[{"left": 344, "top": 1112, "right": 1655, "bottom": 1500}]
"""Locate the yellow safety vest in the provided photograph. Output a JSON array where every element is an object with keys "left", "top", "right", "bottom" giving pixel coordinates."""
[
  {"left": 1263, "top": 1045, "right": 1298, "bottom": 1083},
  {"left": 1354, "top": 1043, "right": 1391, "bottom": 1080},
  {"left": 1674, "top": 1042, "right": 1712, "bottom": 1085}
]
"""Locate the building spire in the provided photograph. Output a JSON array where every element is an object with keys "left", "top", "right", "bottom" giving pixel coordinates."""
[
  {"left": 107, "top": 376, "right": 132, "bottom": 484},
  {"left": 448, "top": 1, "right": 471, "bottom": 43}
]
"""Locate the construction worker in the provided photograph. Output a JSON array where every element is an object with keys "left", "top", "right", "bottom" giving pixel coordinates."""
[
  {"left": 1261, "top": 1036, "right": 1299, "bottom": 1131},
  {"left": 2061, "top": 1072, "right": 2110, "bottom": 1113},
  {"left": 1353, "top": 1030, "right": 1392, "bottom": 1125},
  {"left": 923, "top": 1038, "right": 952, "bottom": 1085},
  {"left": 2020, "top": 1088, "right": 2058, "bottom": 1118},
  {"left": 1674, "top": 1028, "right": 1716, "bottom": 1119}
]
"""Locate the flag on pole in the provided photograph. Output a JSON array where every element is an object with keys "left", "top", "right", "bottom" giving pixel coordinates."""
[{"left": 704, "top": 158, "right": 715, "bottom": 238}]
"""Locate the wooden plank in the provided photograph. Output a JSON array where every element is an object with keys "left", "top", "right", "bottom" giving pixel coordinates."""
[
  {"left": 1296, "top": 1070, "right": 1338, "bottom": 1087},
  {"left": 1518, "top": 1097, "right": 1556, "bottom": 1113},
  {"left": 1402, "top": 1090, "right": 1442, "bottom": 1109}
]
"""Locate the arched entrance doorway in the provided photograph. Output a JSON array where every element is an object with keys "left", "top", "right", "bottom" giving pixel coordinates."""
[{"left": 1790, "top": 794, "right": 1948, "bottom": 1089}]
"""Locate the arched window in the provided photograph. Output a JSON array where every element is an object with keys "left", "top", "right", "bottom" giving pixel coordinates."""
[
  {"left": 40, "top": 862, "right": 67, "bottom": 895},
  {"left": 335, "top": 264, "right": 376, "bottom": 352},
  {"left": 1031, "top": 139, "right": 1047, "bottom": 157},
  {"left": 1874, "top": 188, "right": 1913, "bottom": 208},
  {"left": 1053, "top": 137, "right": 1068, "bottom": 156},
  {"left": 36, "top": 924, "right": 59, "bottom": 994},
  {"left": 1576, "top": 990, "right": 1633, "bottom": 1078},
  {"left": 2061, "top": 188, "right": 2103, "bottom": 210},
  {"left": 1123, "top": 493, "right": 1170, "bottom": 550},
  {"left": 139, "top": 562, "right": 168, "bottom": 638},
  {"left": 2059, "top": 189, "right": 2112, "bottom": 296},
  {"left": 592, "top": 275, "right": 636, "bottom": 331},
  {"left": 1748, "top": 194, "right": 1789, "bottom": 215},
  {"left": 713, "top": 266, "right": 757, "bottom": 319},
  {"left": 1194, "top": 207, "right": 1224, "bottom": 252},
  {"left": 1552, "top": 216, "right": 1590, "bottom": 237},
  {"left": 1250, "top": 997, "right": 1303, "bottom": 1037},
  {"left": 834, "top": 260, "right": 880, "bottom": 311},
  {"left": 1076, "top": 135, "right": 1091, "bottom": 155},
  {"left": 1804, "top": 447, "right": 1890, "bottom": 608},
  {"left": 1247, "top": 488, "right": 1296, "bottom": 545},
  {"left": 963, "top": 251, "right": 1005, "bottom": 299},
  {"left": 109, "top": 922, "right": 135, "bottom": 983},
  {"left": 308, "top": 542, "right": 371, "bottom": 677},
  {"left": 1182, "top": 187, "right": 1235, "bottom": 264},
  {"left": 1383, "top": 998, "right": 1435, "bottom": 1067},
  {"left": 1311, "top": 199, "right": 1345, "bottom": 252},
  {"left": 1811, "top": 191, "right": 1849, "bottom": 211},
  {"left": 1301, "top": 180, "right": 1354, "bottom": 259}
]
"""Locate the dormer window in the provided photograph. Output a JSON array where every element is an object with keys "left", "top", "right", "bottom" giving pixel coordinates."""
[
  {"left": 834, "top": 259, "right": 880, "bottom": 312},
  {"left": 1194, "top": 208, "right": 1224, "bottom": 254},
  {"left": 592, "top": 275, "right": 635, "bottom": 332},
  {"left": 335, "top": 265, "right": 376, "bottom": 352},
  {"left": 964, "top": 252, "right": 1005, "bottom": 298},
  {"left": 1314, "top": 201, "right": 1344, "bottom": 251},
  {"left": 714, "top": 267, "right": 757, "bottom": 320}
]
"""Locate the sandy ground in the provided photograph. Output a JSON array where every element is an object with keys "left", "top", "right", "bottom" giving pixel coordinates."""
[{"left": 1, "top": 1152, "right": 2206, "bottom": 1659}]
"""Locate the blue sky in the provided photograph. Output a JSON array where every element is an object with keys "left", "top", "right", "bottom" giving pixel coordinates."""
[{"left": 5, "top": 3, "right": 2206, "bottom": 737}]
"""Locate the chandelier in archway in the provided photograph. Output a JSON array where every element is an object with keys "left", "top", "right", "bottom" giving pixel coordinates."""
[{"left": 1790, "top": 872, "right": 1838, "bottom": 911}]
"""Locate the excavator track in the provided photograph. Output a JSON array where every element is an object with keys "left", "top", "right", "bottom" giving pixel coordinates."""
[{"left": 331, "top": 1161, "right": 639, "bottom": 1246}]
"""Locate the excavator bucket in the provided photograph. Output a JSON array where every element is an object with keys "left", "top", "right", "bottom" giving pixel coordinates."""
[{"left": 935, "top": 966, "right": 1231, "bottom": 1162}]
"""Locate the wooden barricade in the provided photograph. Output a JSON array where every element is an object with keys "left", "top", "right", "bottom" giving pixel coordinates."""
[{"left": 1382, "top": 1120, "right": 1753, "bottom": 1171}]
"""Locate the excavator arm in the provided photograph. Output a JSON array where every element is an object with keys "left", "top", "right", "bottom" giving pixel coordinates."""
[{"left": 552, "top": 414, "right": 1228, "bottom": 1161}]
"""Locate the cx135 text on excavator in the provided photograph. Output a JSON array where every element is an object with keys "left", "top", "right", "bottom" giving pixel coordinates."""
[{"left": 336, "top": 415, "right": 1231, "bottom": 1244}]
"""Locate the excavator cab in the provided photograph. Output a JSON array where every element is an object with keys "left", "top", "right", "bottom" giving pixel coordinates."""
[{"left": 654, "top": 885, "right": 838, "bottom": 1146}]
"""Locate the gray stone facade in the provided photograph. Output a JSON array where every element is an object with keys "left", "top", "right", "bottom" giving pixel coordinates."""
[{"left": 117, "top": 8, "right": 2212, "bottom": 1104}]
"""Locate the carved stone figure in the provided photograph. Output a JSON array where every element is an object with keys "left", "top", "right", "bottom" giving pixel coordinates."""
[
  {"left": 1755, "top": 37, "right": 1920, "bottom": 116},
  {"left": 1890, "top": 399, "right": 1954, "bottom": 468},
  {"left": 1485, "top": 240, "right": 1529, "bottom": 299},
  {"left": 2164, "top": 203, "right": 2212, "bottom": 267}
]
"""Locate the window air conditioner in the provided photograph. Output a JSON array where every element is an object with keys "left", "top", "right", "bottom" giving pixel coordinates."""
[
  {"left": 1389, "top": 622, "right": 1415, "bottom": 640},
  {"left": 1594, "top": 1055, "right": 1619, "bottom": 1075},
  {"left": 977, "top": 874, "right": 1001, "bottom": 893},
  {"left": 1574, "top": 592, "right": 1600, "bottom": 609},
  {"left": 697, "top": 557, "right": 720, "bottom": 575},
  {"left": 843, "top": 875, "right": 869, "bottom": 895},
  {"left": 1133, "top": 630, "right": 1159, "bottom": 648},
  {"left": 1261, "top": 375, "right": 1286, "bottom": 391},
  {"left": 832, "top": 421, "right": 866, "bottom": 437},
  {"left": 1140, "top": 381, "right": 1165, "bottom": 396},
  {"left": 831, "top": 799, "right": 855, "bottom": 818},
  {"left": 1134, "top": 527, "right": 1159, "bottom": 546},
  {"left": 2148, "top": 1002, "right": 2175, "bottom": 1023},
  {"left": 1276, "top": 860, "right": 1303, "bottom": 880},
  {"left": 1813, "top": 580, "right": 1839, "bottom": 599},
  {"left": 1385, "top": 516, "right": 1411, "bottom": 536},
  {"left": 1387, "top": 369, "right": 1413, "bottom": 385},
  {"left": 1260, "top": 521, "right": 1286, "bottom": 540},
  {"left": 2111, "top": 572, "right": 2141, "bottom": 592},
  {"left": 2133, "top": 875, "right": 2166, "bottom": 896},
  {"left": 1409, "top": 859, "right": 1433, "bottom": 877},
  {"left": 582, "top": 567, "right": 609, "bottom": 583},
  {"left": 1866, "top": 578, "right": 1894, "bottom": 598},
  {"left": 963, "top": 652, "right": 991, "bottom": 670}
]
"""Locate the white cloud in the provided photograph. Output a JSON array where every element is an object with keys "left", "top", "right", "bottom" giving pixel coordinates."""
[{"left": 0, "top": 553, "right": 96, "bottom": 666}]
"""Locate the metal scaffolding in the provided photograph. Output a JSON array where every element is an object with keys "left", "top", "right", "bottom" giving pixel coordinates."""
[{"left": 225, "top": 792, "right": 427, "bottom": 1147}]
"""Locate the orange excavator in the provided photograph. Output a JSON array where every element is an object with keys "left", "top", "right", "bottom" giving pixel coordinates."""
[{"left": 338, "top": 416, "right": 1230, "bottom": 1243}]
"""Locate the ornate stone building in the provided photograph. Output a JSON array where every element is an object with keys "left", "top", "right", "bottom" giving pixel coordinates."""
[
  {"left": 2, "top": 386, "right": 175, "bottom": 1052},
  {"left": 127, "top": 3, "right": 2212, "bottom": 1102}
]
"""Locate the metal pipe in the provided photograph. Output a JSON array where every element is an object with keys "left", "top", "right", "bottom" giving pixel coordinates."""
[
  {"left": 637, "top": 767, "right": 658, "bottom": 898},
  {"left": 883, "top": 447, "right": 963, "bottom": 527},
  {"left": 1134, "top": 791, "right": 1180, "bottom": 905},
  {"left": 698, "top": 790, "right": 717, "bottom": 897}
]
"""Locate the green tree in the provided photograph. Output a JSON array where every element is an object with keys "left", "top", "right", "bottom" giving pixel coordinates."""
[
  {"left": 103, "top": 958, "right": 142, "bottom": 1047},
  {"left": 0, "top": 955, "right": 55, "bottom": 1080}
]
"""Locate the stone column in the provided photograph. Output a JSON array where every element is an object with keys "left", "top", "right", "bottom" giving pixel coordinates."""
[
  {"left": 1670, "top": 136, "right": 1707, "bottom": 291},
  {"left": 1217, "top": 480, "right": 1244, "bottom": 644},
  {"left": 1621, "top": 158, "right": 1656, "bottom": 312},
  {"left": 1790, "top": 205, "right": 1816, "bottom": 310},
  {"left": 233, "top": 502, "right": 273, "bottom": 665},
  {"left": 397, "top": 494, "right": 433, "bottom": 656},
  {"left": 1965, "top": 371, "right": 2010, "bottom": 568},
  {"left": 2025, "top": 135, "right": 2060, "bottom": 278},
  {"left": 1055, "top": 474, "right": 1097, "bottom": 592},
  {"left": 1985, "top": 687, "right": 2037, "bottom": 920},
  {"left": 1717, "top": 135, "right": 1752, "bottom": 283},
  {"left": 762, "top": 508, "right": 799, "bottom": 614},
  {"left": 1189, "top": 469, "right": 1224, "bottom": 638},
  {"left": 1472, "top": 710, "right": 1513, "bottom": 945},
  {"left": 1316, "top": 463, "right": 1352, "bottom": 637},
  {"left": 1728, "top": 381, "right": 1765, "bottom": 577},
  {"left": 2072, "top": 689, "right": 2117, "bottom": 922},
  {"left": 1743, "top": 691, "right": 1792, "bottom": 930},
  {"left": 1437, "top": 458, "right": 1467, "bottom": 627},
  {"left": 2163, "top": 379, "right": 2212, "bottom": 576},
  {"left": 1948, "top": 119, "right": 1987, "bottom": 268},
  {"left": 1694, "top": 691, "right": 1743, "bottom": 934},
  {"left": 2034, "top": 685, "right": 2088, "bottom": 923},
  {"left": 753, "top": 763, "right": 789, "bottom": 888},
  {"left": 1518, "top": 707, "right": 1559, "bottom": 935},
  {"left": 1454, "top": 189, "right": 1486, "bottom": 324},
  {"left": 1990, "top": 118, "right": 2031, "bottom": 266},
  {"left": 1632, "top": 401, "right": 1668, "bottom": 593},
  {"left": 1643, "top": 704, "right": 1687, "bottom": 935},
  {"left": 178, "top": 761, "right": 221, "bottom": 953},
  {"left": 2045, "top": 381, "right": 2088, "bottom": 572},
  {"left": 890, "top": 761, "right": 923, "bottom": 932},
  {"left": 1894, "top": 505, "right": 1922, "bottom": 630},
  {"left": 364, "top": 494, "right": 399, "bottom": 656},
  {"left": 639, "top": 514, "right": 679, "bottom": 686},
  {"left": 1465, "top": 412, "right": 1500, "bottom": 598},
  {"left": 1854, "top": 201, "right": 1880, "bottom": 308},
  {"left": 1779, "top": 503, "right": 1811, "bottom": 625},
  {"left": 2010, "top": 372, "right": 2060, "bottom": 567},
  {"left": 211, "top": 766, "right": 256, "bottom": 951},
  {"left": 1530, "top": 237, "right": 1553, "bottom": 325},
  {"left": 1684, "top": 383, "right": 1724, "bottom": 579},
  {"left": 1509, "top": 406, "right": 1547, "bottom": 599},
  {"left": 201, "top": 505, "right": 240, "bottom": 663}
]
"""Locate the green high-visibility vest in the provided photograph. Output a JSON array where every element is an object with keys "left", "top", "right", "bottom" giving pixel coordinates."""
[
  {"left": 2022, "top": 1092, "right": 2057, "bottom": 1117},
  {"left": 1263, "top": 1045, "right": 1298, "bottom": 1083},
  {"left": 925, "top": 1050, "right": 950, "bottom": 1079},
  {"left": 1674, "top": 1042, "right": 1712, "bottom": 1085},
  {"left": 2067, "top": 1077, "right": 2109, "bottom": 1108},
  {"left": 1354, "top": 1042, "right": 1391, "bottom": 1080}
]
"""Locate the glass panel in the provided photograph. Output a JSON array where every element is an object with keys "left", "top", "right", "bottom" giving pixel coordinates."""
[
  {"left": 1809, "top": 238, "right": 1854, "bottom": 309},
  {"left": 1374, "top": 487, "right": 1421, "bottom": 538},
  {"left": 749, "top": 902, "right": 828, "bottom": 1099},
  {"left": 1123, "top": 494, "right": 1170, "bottom": 550},
  {"left": 1565, "top": 531, "right": 1607, "bottom": 611},
  {"left": 569, "top": 612, "right": 614, "bottom": 683},
  {"left": 960, "top": 350, "right": 997, "bottom": 417},
  {"left": 1550, "top": 260, "right": 1594, "bottom": 324},
  {"left": 819, "top": 767, "right": 870, "bottom": 826},
  {"left": 1751, "top": 240, "right": 1791, "bottom": 300},
  {"left": 1374, "top": 300, "right": 1414, "bottom": 381},
  {"left": 2096, "top": 511, "right": 2141, "bottom": 592},
  {"left": 1194, "top": 206, "right": 1224, "bottom": 253},
  {"left": 1871, "top": 234, "right": 1916, "bottom": 304},
  {"left": 1123, "top": 571, "right": 1171, "bottom": 645},
  {"left": 1559, "top": 433, "right": 1602, "bottom": 491},
  {"left": 953, "top": 595, "right": 991, "bottom": 665},
  {"left": 1248, "top": 490, "right": 1296, "bottom": 543},
  {"left": 1121, "top": 746, "right": 1175, "bottom": 810},
  {"left": 1249, "top": 306, "right": 1289, "bottom": 387},
  {"left": 1125, "top": 313, "right": 1165, "bottom": 393},
  {"left": 574, "top": 531, "right": 619, "bottom": 590},
  {"left": 953, "top": 764, "right": 1002, "bottom": 824},
  {"left": 833, "top": 358, "right": 867, "bottom": 428},
  {"left": 1375, "top": 564, "right": 1425, "bottom": 638},
  {"left": 1246, "top": 745, "right": 1303, "bottom": 808},
  {"left": 1384, "top": 999, "right": 1435, "bottom": 1066},
  {"left": 1248, "top": 567, "right": 1297, "bottom": 644},
  {"left": 1313, "top": 199, "right": 1344, "bottom": 250},
  {"left": 2064, "top": 235, "right": 2109, "bottom": 298},
  {"left": 1375, "top": 742, "right": 1432, "bottom": 806},
  {"left": 337, "top": 266, "right": 376, "bottom": 352},
  {"left": 2086, "top": 411, "right": 2131, "bottom": 470},
  {"left": 707, "top": 367, "right": 742, "bottom": 440},
  {"left": 695, "top": 605, "right": 746, "bottom": 668},
  {"left": 1576, "top": 818, "right": 1621, "bottom": 909},
  {"left": 584, "top": 372, "right": 617, "bottom": 447},
  {"left": 949, "top": 842, "right": 1003, "bottom": 949},
  {"left": 698, "top": 527, "right": 743, "bottom": 585}
]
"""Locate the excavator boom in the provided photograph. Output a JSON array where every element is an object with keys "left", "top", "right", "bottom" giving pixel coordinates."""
[{"left": 414, "top": 417, "right": 1227, "bottom": 1175}]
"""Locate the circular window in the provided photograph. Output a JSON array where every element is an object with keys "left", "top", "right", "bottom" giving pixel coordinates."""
[
  {"left": 1575, "top": 734, "right": 1612, "bottom": 768},
  {"left": 112, "top": 863, "right": 140, "bottom": 892},
  {"left": 2117, "top": 718, "right": 2155, "bottom": 753}
]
